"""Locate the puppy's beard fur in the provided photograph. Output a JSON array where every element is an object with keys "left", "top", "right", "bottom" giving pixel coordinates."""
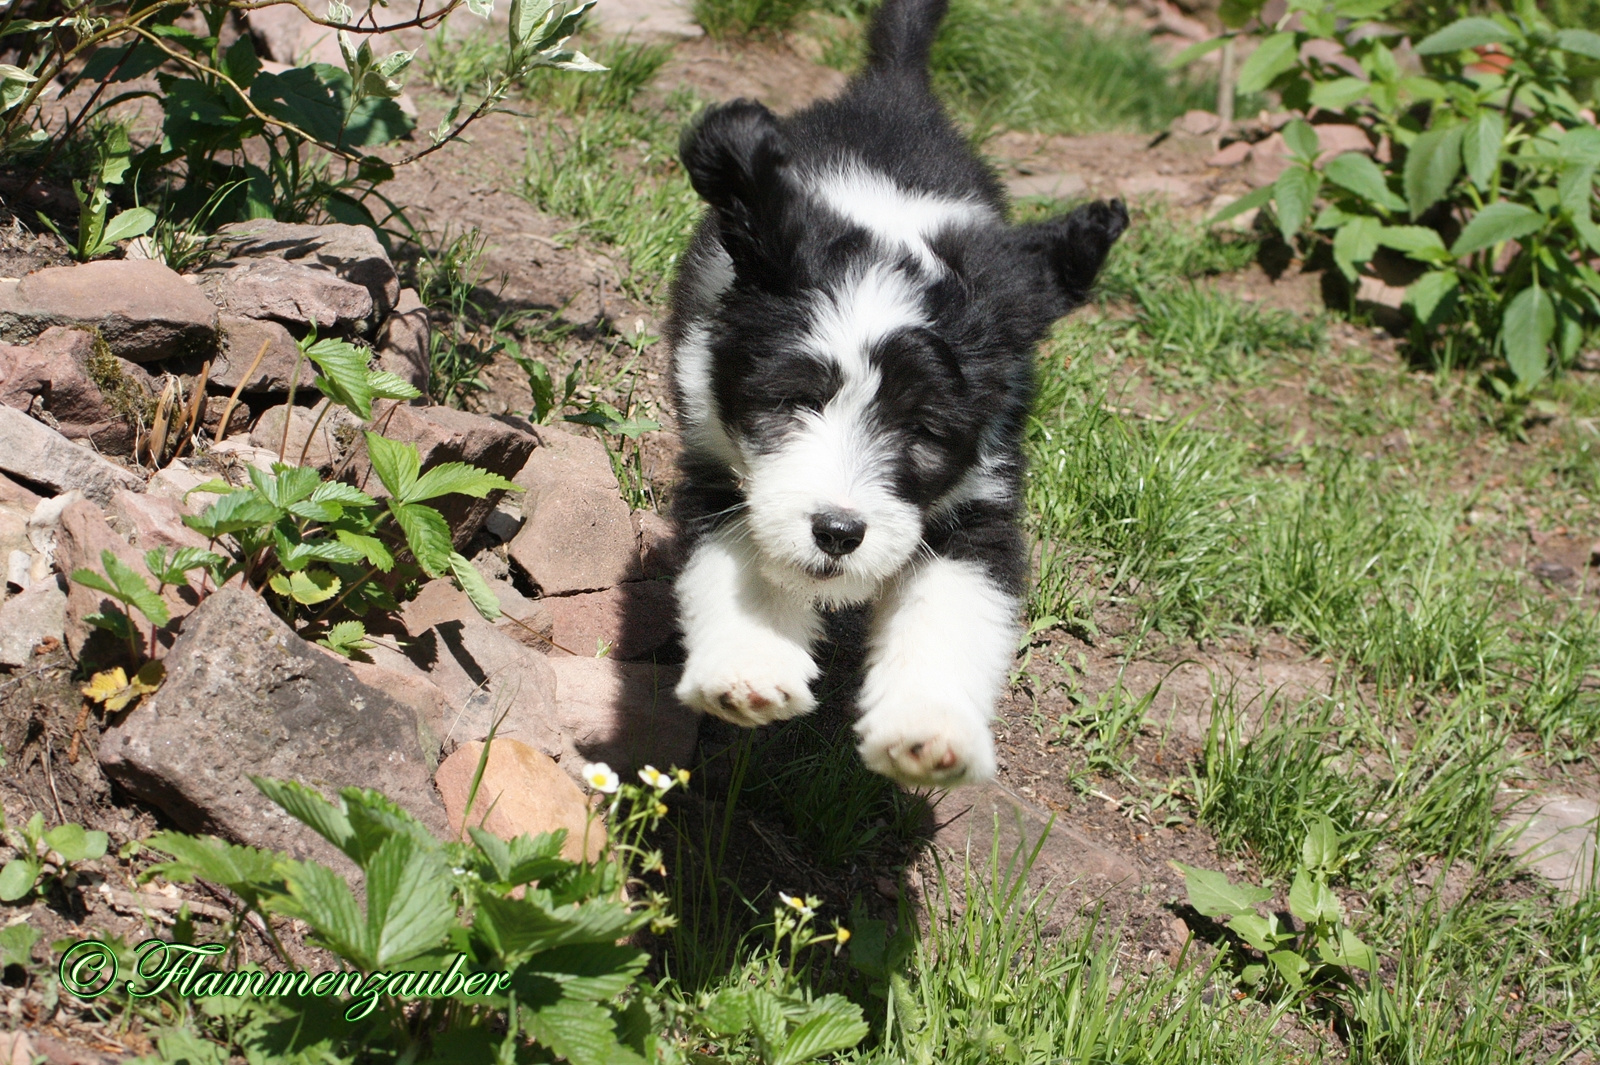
[{"left": 740, "top": 418, "right": 924, "bottom": 608}]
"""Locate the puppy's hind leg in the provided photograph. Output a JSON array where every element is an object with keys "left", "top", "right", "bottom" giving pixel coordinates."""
[
  {"left": 675, "top": 524, "right": 823, "bottom": 727},
  {"left": 855, "top": 556, "right": 1019, "bottom": 787}
]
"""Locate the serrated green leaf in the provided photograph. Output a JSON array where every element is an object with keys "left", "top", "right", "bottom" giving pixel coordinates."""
[
  {"left": 84, "top": 609, "right": 136, "bottom": 641},
  {"left": 1501, "top": 282, "right": 1554, "bottom": 386},
  {"left": 1323, "top": 152, "right": 1406, "bottom": 212},
  {"left": 391, "top": 502, "right": 453, "bottom": 576},
  {"left": 1273, "top": 166, "right": 1321, "bottom": 241},
  {"left": 1461, "top": 110, "right": 1504, "bottom": 191},
  {"left": 1237, "top": 32, "right": 1299, "bottom": 95},
  {"left": 404, "top": 462, "right": 518, "bottom": 505},
  {"left": 368, "top": 371, "right": 422, "bottom": 401},
  {"left": 251, "top": 777, "right": 356, "bottom": 857},
  {"left": 305, "top": 337, "right": 375, "bottom": 419},
  {"left": 1450, "top": 201, "right": 1542, "bottom": 258},
  {"left": 776, "top": 997, "right": 869, "bottom": 1065},
  {"left": 1414, "top": 16, "right": 1514, "bottom": 55},
  {"left": 364, "top": 833, "right": 455, "bottom": 968},
  {"left": 268, "top": 568, "right": 341, "bottom": 605},
  {"left": 144, "top": 832, "right": 284, "bottom": 907},
  {"left": 449, "top": 551, "right": 502, "bottom": 620},
  {"left": 365, "top": 432, "right": 420, "bottom": 499},
  {"left": 1171, "top": 862, "right": 1274, "bottom": 918},
  {"left": 749, "top": 989, "right": 788, "bottom": 1061},
  {"left": 1403, "top": 123, "right": 1464, "bottom": 217},
  {"left": 333, "top": 529, "right": 395, "bottom": 571},
  {"left": 184, "top": 490, "right": 282, "bottom": 537},
  {"left": 311, "top": 481, "right": 377, "bottom": 507},
  {"left": 519, "top": 943, "right": 649, "bottom": 1002},
  {"left": 100, "top": 550, "right": 169, "bottom": 627},
  {"left": 287, "top": 498, "right": 345, "bottom": 523},
  {"left": 523, "top": 998, "right": 645, "bottom": 1065},
  {"left": 283, "top": 857, "right": 370, "bottom": 967},
  {"left": 318, "top": 620, "right": 371, "bottom": 657}
]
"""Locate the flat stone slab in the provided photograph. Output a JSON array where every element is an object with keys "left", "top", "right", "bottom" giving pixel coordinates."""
[
  {"left": 1504, "top": 794, "right": 1598, "bottom": 896},
  {"left": 99, "top": 587, "right": 449, "bottom": 874},
  {"left": 0, "top": 260, "right": 218, "bottom": 362},
  {"left": 0, "top": 405, "right": 144, "bottom": 506}
]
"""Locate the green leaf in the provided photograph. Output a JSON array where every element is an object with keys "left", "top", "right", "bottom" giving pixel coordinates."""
[
  {"left": 1281, "top": 119, "right": 1320, "bottom": 162},
  {"left": 404, "top": 462, "right": 517, "bottom": 505},
  {"left": 96, "top": 207, "right": 156, "bottom": 252},
  {"left": 519, "top": 943, "right": 649, "bottom": 1002},
  {"left": 1166, "top": 35, "right": 1230, "bottom": 69},
  {"left": 318, "top": 620, "right": 372, "bottom": 657},
  {"left": 1449, "top": 201, "right": 1543, "bottom": 258},
  {"left": 283, "top": 857, "right": 370, "bottom": 966},
  {"left": 1301, "top": 814, "right": 1340, "bottom": 871},
  {"left": 268, "top": 568, "right": 341, "bottom": 605},
  {"left": 1333, "top": 215, "right": 1381, "bottom": 279},
  {"left": 1317, "top": 926, "right": 1377, "bottom": 972},
  {"left": 1377, "top": 224, "right": 1451, "bottom": 262},
  {"left": 44, "top": 823, "right": 108, "bottom": 863},
  {"left": 0, "top": 923, "right": 39, "bottom": 968},
  {"left": 304, "top": 337, "right": 375, "bottom": 419},
  {"left": 1209, "top": 184, "right": 1274, "bottom": 225},
  {"left": 748, "top": 990, "right": 788, "bottom": 1061},
  {"left": 1403, "top": 124, "right": 1464, "bottom": 218},
  {"left": 1555, "top": 28, "right": 1600, "bottom": 61},
  {"left": 333, "top": 529, "right": 395, "bottom": 571},
  {"left": 1324, "top": 151, "right": 1406, "bottom": 212},
  {"left": 449, "top": 551, "right": 502, "bottom": 621},
  {"left": 1272, "top": 166, "right": 1321, "bottom": 241},
  {"left": 92, "top": 550, "right": 170, "bottom": 627},
  {"left": 1309, "top": 76, "right": 1370, "bottom": 111},
  {"left": 1226, "top": 912, "right": 1279, "bottom": 953},
  {"left": 1501, "top": 282, "right": 1555, "bottom": 386},
  {"left": 364, "top": 833, "right": 455, "bottom": 968},
  {"left": 365, "top": 432, "right": 420, "bottom": 499},
  {"left": 1218, "top": 0, "right": 1266, "bottom": 28},
  {"left": 1461, "top": 110, "right": 1504, "bottom": 191},
  {"left": 1171, "top": 862, "right": 1274, "bottom": 918},
  {"left": 1288, "top": 868, "right": 1342, "bottom": 924},
  {"left": 1268, "top": 948, "right": 1308, "bottom": 989},
  {"left": 251, "top": 777, "right": 357, "bottom": 857},
  {"left": 1406, "top": 270, "right": 1459, "bottom": 325},
  {"left": 524, "top": 999, "right": 645, "bottom": 1065},
  {"left": 368, "top": 370, "right": 422, "bottom": 401},
  {"left": 390, "top": 502, "right": 454, "bottom": 576},
  {"left": 0, "top": 859, "right": 39, "bottom": 901},
  {"left": 1414, "top": 17, "right": 1514, "bottom": 55},
  {"left": 144, "top": 833, "right": 284, "bottom": 906},
  {"left": 144, "top": 547, "right": 227, "bottom": 586},
  {"left": 313, "top": 481, "right": 377, "bottom": 507},
  {"left": 251, "top": 63, "right": 413, "bottom": 149},
  {"left": 1237, "top": 33, "right": 1299, "bottom": 95},
  {"left": 184, "top": 490, "right": 282, "bottom": 537},
  {"left": 777, "top": 997, "right": 869, "bottom": 1065}
]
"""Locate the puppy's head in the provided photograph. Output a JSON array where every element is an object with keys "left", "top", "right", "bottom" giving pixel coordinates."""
[{"left": 673, "top": 100, "right": 1127, "bottom": 605}]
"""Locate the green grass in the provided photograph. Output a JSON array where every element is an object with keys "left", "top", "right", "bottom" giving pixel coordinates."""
[{"left": 693, "top": 0, "right": 818, "bottom": 38}]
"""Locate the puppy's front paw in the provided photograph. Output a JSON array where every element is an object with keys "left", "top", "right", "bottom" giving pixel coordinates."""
[
  {"left": 676, "top": 638, "right": 818, "bottom": 726},
  {"left": 855, "top": 691, "right": 997, "bottom": 788}
]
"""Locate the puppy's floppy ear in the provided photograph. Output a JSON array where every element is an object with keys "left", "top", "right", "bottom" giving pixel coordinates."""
[
  {"left": 680, "top": 99, "right": 800, "bottom": 290},
  {"left": 1013, "top": 199, "right": 1130, "bottom": 315}
]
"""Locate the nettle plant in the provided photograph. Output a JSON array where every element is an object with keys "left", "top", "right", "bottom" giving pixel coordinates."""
[
  {"left": 1204, "top": 0, "right": 1600, "bottom": 396},
  {"left": 0, "top": 0, "right": 600, "bottom": 237},
  {"left": 1173, "top": 816, "right": 1377, "bottom": 1001},
  {"left": 73, "top": 334, "right": 514, "bottom": 669}
]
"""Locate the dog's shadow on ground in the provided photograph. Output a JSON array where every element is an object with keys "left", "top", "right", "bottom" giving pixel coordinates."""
[{"left": 640, "top": 605, "right": 944, "bottom": 986}]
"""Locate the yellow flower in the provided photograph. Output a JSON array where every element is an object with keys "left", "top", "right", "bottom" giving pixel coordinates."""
[
  {"left": 655, "top": 802, "right": 669, "bottom": 817},
  {"left": 835, "top": 927, "right": 851, "bottom": 945},
  {"left": 778, "top": 892, "right": 815, "bottom": 919},
  {"left": 638, "top": 765, "right": 674, "bottom": 792},
  {"left": 675, "top": 768, "right": 691, "bottom": 786},
  {"left": 582, "top": 762, "right": 620, "bottom": 793}
]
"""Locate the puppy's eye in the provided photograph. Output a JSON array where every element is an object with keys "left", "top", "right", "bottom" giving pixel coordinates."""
[{"left": 912, "top": 422, "right": 944, "bottom": 442}]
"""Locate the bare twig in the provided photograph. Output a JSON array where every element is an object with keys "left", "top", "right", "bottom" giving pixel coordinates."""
[{"left": 215, "top": 338, "right": 272, "bottom": 446}]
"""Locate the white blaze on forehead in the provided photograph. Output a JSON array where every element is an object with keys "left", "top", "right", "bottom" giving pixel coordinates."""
[
  {"left": 803, "top": 262, "right": 927, "bottom": 378},
  {"left": 809, "top": 164, "right": 996, "bottom": 273}
]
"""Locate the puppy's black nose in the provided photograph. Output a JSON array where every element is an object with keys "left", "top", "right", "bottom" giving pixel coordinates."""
[{"left": 811, "top": 510, "right": 866, "bottom": 557}]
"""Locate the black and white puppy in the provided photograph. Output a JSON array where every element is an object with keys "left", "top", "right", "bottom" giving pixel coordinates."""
[{"left": 664, "top": 0, "right": 1127, "bottom": 787}]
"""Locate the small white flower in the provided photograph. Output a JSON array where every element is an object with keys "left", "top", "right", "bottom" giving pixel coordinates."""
[
  {"left": 778, "top": 892, "right": 815, "bottom": 919},
  {"left": 582, "top": 762, "right": 619, "bottom": 793},
  {"left": 638, "top": 765, "right": 674, "bottom": 792}
]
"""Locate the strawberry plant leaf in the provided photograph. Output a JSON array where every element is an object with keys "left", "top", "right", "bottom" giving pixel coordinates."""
[
  {"left": 404, "top": 462, "right": 518, "bottom": 505},
  {"left": 306, "top": 339, "right": 376, "bottom": 420},
  {"left": 318, "top": 620, "right": 372, "bottom": 657},
  {"left": 101, "top": 550, "right": 169, "bottom": 627},
  {"left": 365, "top": 432, "right": 420, "bottom": 499},
  {"left": 390, "top": 501, "right": 453, "bottom": 576},
  {"left": 252, "top": 777, "right": 357, "bottom": 857},
  {"left": 449, "top": 551, "right": 502, "bottom": 621}
]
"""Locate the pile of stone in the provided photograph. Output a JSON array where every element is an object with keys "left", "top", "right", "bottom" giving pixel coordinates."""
[{"left": 0, "top": 226, "right": 697, "bottom": 868}]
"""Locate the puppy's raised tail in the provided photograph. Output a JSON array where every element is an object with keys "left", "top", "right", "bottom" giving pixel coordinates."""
[{"left": 865, "top": 0, "right": 949, "bottom": 78}]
